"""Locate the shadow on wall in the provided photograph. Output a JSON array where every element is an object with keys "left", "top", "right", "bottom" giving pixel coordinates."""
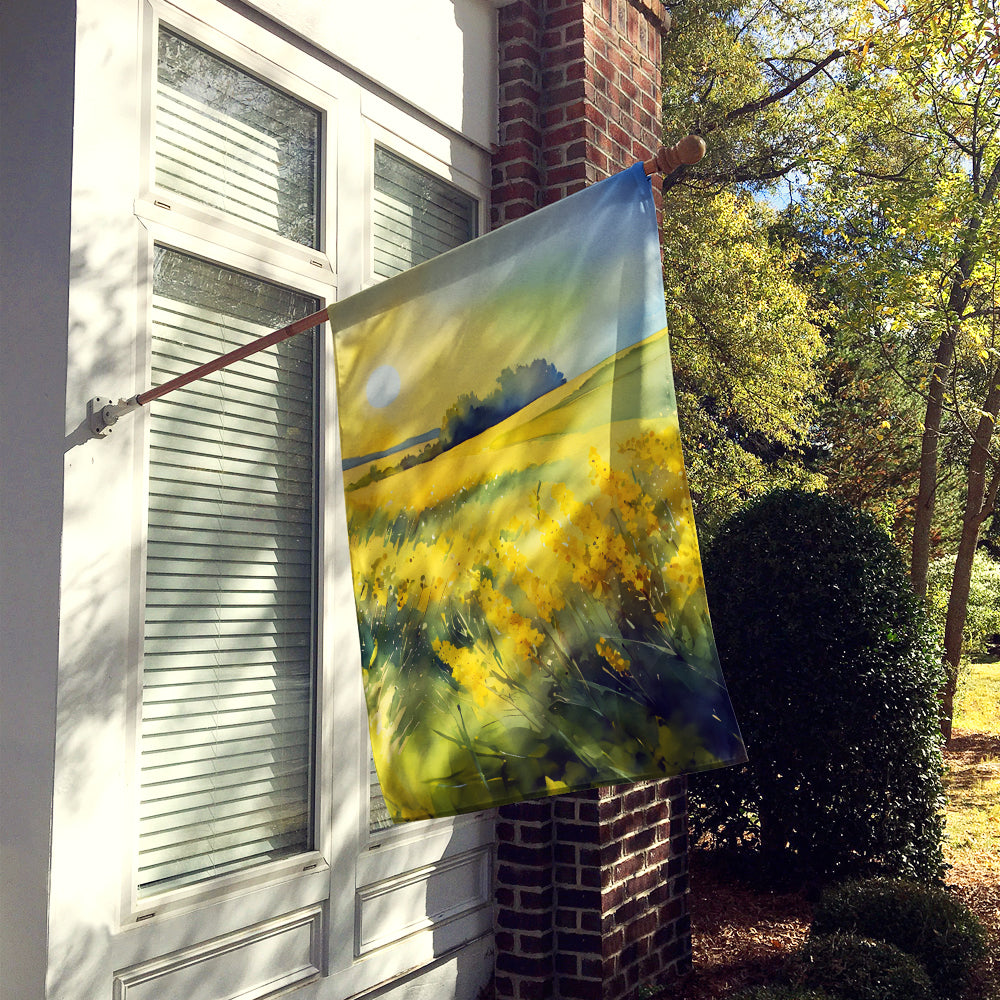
[{"left": 45, "top": 173, "right": 153, "bottom": 993}]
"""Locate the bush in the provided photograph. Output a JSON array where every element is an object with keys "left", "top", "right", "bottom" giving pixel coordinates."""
[
  {"left": 690, "top": 489, "right": 946, "bottom": 882},
  {"left": 791, "top": 933, "right": 934, "bottom": 1000},
  {"left": 811, "top": 878, "right": 988, "bottom": 998},
  {"left": 927, "top": 550, "right": 1000, "bottom": 659}
]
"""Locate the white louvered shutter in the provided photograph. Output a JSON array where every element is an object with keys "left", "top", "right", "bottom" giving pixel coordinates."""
[
  {"left": 367, "top": 147, "right": 478, "bottom": 832},
  {"left": 139, "top": 248, "right": 319, "bottom": 895}
]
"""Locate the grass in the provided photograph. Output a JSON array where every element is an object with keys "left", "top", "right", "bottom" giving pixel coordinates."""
[
  {"left": 942, "top": 657, "right": 1000, "bottom": 1000},
  {"left": 954, "top": 657, "right": 1000, "bottom": 734},
  {"left": 945, "top": 659, "right": 1000, "bottom": 867}
]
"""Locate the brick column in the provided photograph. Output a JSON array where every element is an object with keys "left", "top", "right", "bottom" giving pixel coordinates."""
[
  {"left": 495, "top": 800, "right": 556, "bottom": 1000},
  {"left": 491, "top": 3, "right": 692, "bottom": 999},
  {"left": 559, "top": 783, "right": 691, "bottom": 997},
  {"left": 492, "top": 0, "right": 668, "bottom": 224},
  {"left": 494, "top": 782, "right": 690, "bottom": 1000},
  {"left": 493, "top": 1, "right": 544, "bottom": 227}
]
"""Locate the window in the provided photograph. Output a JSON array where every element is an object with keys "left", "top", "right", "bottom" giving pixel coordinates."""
[
  {"left": 372, "top": 145, "right": 477, "bottom": 279},
  {"left": 155, "top": 28, "right": 320, "bottom": 247},
  {"left": 139, "top": 248, "right": 319, "bottom": 895},
  {"left": 123, "top": 8, "right": 494, "bottom": 990},
  {"left": 136, "top": 26, "right": 323, "bottom": 897},
  {"left": 366, "top": 146, "right": 479, "bottom": 833}
]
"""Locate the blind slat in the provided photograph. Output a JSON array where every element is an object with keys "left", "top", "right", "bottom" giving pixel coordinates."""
[
  {"left": 140, "top": 792, "right": 309, "bottom": 842},
  {"left": 143, "top": 696, "right": 309, "bottom": 729},
  {"left": 141, "top": 771, "right": 307, "bottom": 819},
  {"left": 145, "top": 557, "right": 313, "bottom": 582},
  {"left": 150, "top": 357, "right": 314, "bottom": 407},
  {"left": 374, "top": 192, "right": 471, "bottom": 246},
  {"left": 139, "top": 241, "right": 317, "bottom": 895},
  {"left": 141, "top": 718, "right": 312, "bottom": 754},
  {"left": 155, "top": 28, "right": 319, "bottom": 247},
  {"left": 142, "top": 758, "right": 310, "bottom": 808},
  {"left": 372, "top": 145, "right": 476, "bottom": 280},
  {"left": 140, "top": 735, "right": 310, "bottom": 776},
  {"left": 138, "top": 825, "right": 308, "bottom": 882},
  {"left": 147, "top": 491, "right": 311, "bottom": 521},
  {"left": 148, "top": 460, "right": 314, "bottom": 499}
]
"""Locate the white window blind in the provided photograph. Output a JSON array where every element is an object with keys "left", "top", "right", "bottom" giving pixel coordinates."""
[
  {"left": 156, "top": 27, "right": 320, "bottom": 248},
  {"left": 368, "top": 148, "right": 478, "bottom": 832},
  {"left": 372, "top": 145, "right": 477, "bottom": 279},
  {"left": 138, "top": 248, "right": 319, "bottom": 895}
]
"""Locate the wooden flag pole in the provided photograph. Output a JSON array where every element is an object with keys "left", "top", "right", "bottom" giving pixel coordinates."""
[
  {"left": 88, "top": 137, "right": 705, "bottom": 437},
  {"left": 88, "top": 306, "right": 330, "bottom": 437},
  {"left": 137, "top": 306, "right": 330, "bottom": 406}
]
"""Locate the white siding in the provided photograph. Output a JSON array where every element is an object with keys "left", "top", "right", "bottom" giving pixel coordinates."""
[{"left": 24, "top": 0, "right": 499, "bottom": 997}]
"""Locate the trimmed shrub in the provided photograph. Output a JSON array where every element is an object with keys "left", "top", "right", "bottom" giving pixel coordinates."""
[
  {"left": 811, "top": 878, "right": 988, "bottom": 999},
  {"left": 792, "top": 933, "right": 934, "bottom": 1000},
  {"left": 690, "top": 489, "right": 946, "bottom": 882}
]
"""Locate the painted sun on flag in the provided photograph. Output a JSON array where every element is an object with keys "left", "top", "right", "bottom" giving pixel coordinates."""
[{"left": 331, "top": 163, "right": 745, "bottom": 821}]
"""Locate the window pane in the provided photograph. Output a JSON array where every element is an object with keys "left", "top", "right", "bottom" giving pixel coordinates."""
[
  {"left": 372, "top": 146, "right": 477, "bottom": 279},
  {"left": 368, "top": 150, "right": 478, "bottom": 832},
  {"left": 156, "top": 28, "right": 320, "bottom": 248},
  {"left": 138, "top": 247, "right": 318, "bottom": 895}
]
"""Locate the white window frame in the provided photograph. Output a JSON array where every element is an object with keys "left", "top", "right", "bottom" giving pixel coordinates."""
[
  {"left": 136, "top": 0, "right": 338, "bottom": 280},
  {"left": 122, "top": 224, "right": 338, "bottom": 925},
  {"left": 362, "top": 114, "right": 488, "bottom": 292},
  {"left": 329, "top": 95, "right": 497, "bottom": 996},
  {"left": 113, "top": 0, "right": 496, "bottom": 991},
  {"left": 124, "top": 0, "right": 340, "bottom": 930}
]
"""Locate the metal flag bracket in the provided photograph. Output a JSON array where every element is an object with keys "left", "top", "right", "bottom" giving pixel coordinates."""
[{"left": 88, "top": 395, "right": 141, "bottom": 437}]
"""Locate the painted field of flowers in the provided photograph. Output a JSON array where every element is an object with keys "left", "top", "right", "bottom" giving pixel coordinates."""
[{"left": 343, "top": 330, "right": 745, "bottom": 821}]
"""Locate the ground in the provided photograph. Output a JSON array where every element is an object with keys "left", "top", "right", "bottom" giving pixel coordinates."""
[{"left": 675, "top": 728, "right": 1000, "bottom": 999}]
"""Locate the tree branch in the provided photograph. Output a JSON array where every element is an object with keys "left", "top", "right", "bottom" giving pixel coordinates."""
[
  {"left": 703, "top": 49, "right": 848, "bottom": 133},
  {"left": 663, "top": 161, "right": 800, "bottom": 194}
]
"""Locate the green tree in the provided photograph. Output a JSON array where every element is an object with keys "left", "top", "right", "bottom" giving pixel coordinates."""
[
  {"left": 779, "top": 208, "right": 928, "bottom": 543},
  {"left": 662, "top": 188, "right": 825, "bottom": 533},
  {"left": 806, "top": 0, "right": 1000, "bottom": 736},
  {"left": 660, "top": 1, "right": 999, "bottom": 738},
  {"left": 659, "top": 2, "right": 845, "bottom": 532},
  {"left": 661, "top": 0, "right": 854, "bottom": 194}
]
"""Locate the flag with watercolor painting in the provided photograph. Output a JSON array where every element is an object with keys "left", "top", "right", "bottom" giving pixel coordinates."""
[{"left": 331, "top": 163, "right": 745, "bottom": 821}]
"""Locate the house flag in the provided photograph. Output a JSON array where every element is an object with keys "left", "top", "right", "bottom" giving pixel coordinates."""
[{"left": 331, "top": 163, "right": 746, "bottom": 821}]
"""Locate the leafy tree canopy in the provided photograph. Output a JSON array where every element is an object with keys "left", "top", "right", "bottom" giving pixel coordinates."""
[
  {"left": 662, "top": 187, "right": 826, "bottom": 533},
  {"left": 661, "top": 0, "right": 1000, "bottom": 736}
]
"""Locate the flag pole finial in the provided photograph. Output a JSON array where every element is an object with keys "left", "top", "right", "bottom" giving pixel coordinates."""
[{"left": 643, "top": 135, "right": 706, "bottom": 177}]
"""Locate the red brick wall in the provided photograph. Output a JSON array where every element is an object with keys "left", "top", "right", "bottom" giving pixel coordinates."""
[
  {"left": 492, "top": 0, "right": 668, "bottom": 227},
  {"left": 494, "top": 782, "right": 690, "bottom": 1000},
  {"left": 490, "top": 8, "right": 690, "bottom": 998}
]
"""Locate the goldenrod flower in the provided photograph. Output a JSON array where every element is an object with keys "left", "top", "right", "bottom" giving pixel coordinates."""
[
  {"left": 596, "top": 636, "right": 630, "bottom": 675},
  {"left": 432, "top": 638, "right": 506, "bottom": 709}
]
